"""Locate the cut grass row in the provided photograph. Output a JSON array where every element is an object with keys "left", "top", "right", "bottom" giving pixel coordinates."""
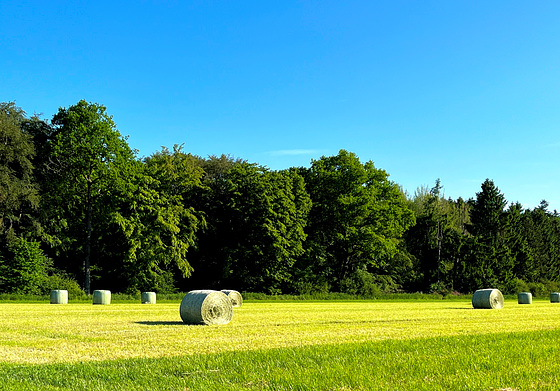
[{"left": 1, "top": 300, "right": 560, "bottom": 389}]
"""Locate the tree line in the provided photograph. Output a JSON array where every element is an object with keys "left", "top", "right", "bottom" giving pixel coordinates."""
[{"left": 1, "top": 100, "right": 559, "bottom": 296}]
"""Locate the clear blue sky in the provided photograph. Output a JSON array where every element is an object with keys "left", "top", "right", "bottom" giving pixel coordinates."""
[{"left": 2, "top": 1, "right": 560, "bottom": 211}]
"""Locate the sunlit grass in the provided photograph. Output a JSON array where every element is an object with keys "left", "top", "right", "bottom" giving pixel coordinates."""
[
  {"left": 3, "top": 299, "right": 560, "bottom": 390},
  {"left": 3, "top": 328, "right": 560, "bottom": 390},
  {"left": 1, "top": 299, "right": 560, "bottom": 365}
]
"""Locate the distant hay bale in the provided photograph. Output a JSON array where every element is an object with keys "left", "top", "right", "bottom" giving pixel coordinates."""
[
  {"left": 50, "top": 289, "right": 68, "bottom": 304},
  {"left": 518, "top": 292, "right": 532, "bottom": 304},
  {"left": 92, "top": 290, "right": 111, "bottom": 305},
  {"left": 180, "top": 290, "right": 233, "bottom": 325},
  {"left": 221, "top": 289, "right": 243, "bottom": 307},
  {"left": 551, "top": 292, "right": 560, "bottom": 303},
  {"left": 472, "top": 288, "right": 504, "bottom": 309},
  {"left": 141, "top": 292, "right": 156, "bottom": 304}
]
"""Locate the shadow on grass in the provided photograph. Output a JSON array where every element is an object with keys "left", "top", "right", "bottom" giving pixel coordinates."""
[{"left": 135, "top": 321, "right": 186, "bottom": 326}]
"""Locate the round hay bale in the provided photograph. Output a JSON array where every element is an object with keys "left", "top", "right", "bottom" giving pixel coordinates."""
[
  {"left": 92, "top": 290, "right": 111, "bottom": 305},
  {"left": 221, "top": 289, "right": 243, "bottom": 307},
  {"left": 518, "top": 292, "right": 532, "bottom": 304},
  {"left": 50, "top": 289, "right": 68, "bottom": 304},
  {"left": 141, "top": 291, "right": 156, "bottom": 304},
  {"left": 472, "top": 288, "right": 504, "bottom": 309},
  {"left": 551, "top": 292, "right": 560, "bottom": 303},
  {"left": 180, "top": 290, "right": 233, "bottom": 325}
]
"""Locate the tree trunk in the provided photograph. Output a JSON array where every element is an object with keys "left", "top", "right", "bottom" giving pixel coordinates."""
[
  {"left": 436, "top": 220, "right": 442, "bottom": 282},
  {"left": 85, "top": 183, "right": 92, "bottom": 295}
]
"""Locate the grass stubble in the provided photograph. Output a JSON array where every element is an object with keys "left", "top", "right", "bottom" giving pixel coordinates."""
[{"left": 1, "top": 299, "right": 560, "bottom": 390}]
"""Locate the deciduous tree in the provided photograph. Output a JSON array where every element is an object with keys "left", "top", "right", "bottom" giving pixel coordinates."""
[
  {"left": 189, "top": 159, "right": 311, "bottom": 293},
  {"left": 300, "top": 150, "right": 415, "bottom": 290},
  {"left": 0, "top": 102, "right": 39, "bottom": 239},
  {"left": 112, "top": 146, "right": 206, "bottom": 292},
  {"left": 45, "top": 100, "right": 136, "bottom": 293}
]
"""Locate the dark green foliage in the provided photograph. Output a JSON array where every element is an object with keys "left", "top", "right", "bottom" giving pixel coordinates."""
[
  {"left": 507, "top": 279, "right": 560, "bottom": 298},
  {"left": 461, "top": 180, "right": 515, "bottom": 290},
  {"left": 44, "top": 100, "right": 137, "bottom": 294},
  {"left": 112, "top": 146, "right": 206, "bottom": 293},
  {"left": 389, "top": 180, "right": 467, "bottom": 292},
  {"left": 340, "top": 268, "right": 399, "bottom": 296},
  {"left": 298, "top": 150, "right": 415, "bottom": 291},
  {"left": 383, "top": 243, "right": 422, "bottom": 291},
  {"left": 0, "top": 236, "right": 50, "bottom": 294},
  {"left": 520, "top": 201, "right": 560, "bottom": 282},
  {"left": 0, "top": 102, "right": 39, "bottom": 239},
  {"left": 2, "top": 99, "right": 560, "bottom": 296},
  {"left": 39, "top": 273, "right": 85, "bottom": 298},
  {"left": 189, "top": 158, "right": 311, "bottom": 294},
  {"left": 0, "top": 235, "right": 84, "bottom": 297},
  {"left": 405, "top": 179, "right": 560, "bottom": 294}
]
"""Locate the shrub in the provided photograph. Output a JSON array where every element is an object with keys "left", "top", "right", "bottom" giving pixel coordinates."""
[
  {"left": 429, "top": 281, "right": 451, "bottom": 296},
  {"left": 128, "top": 270, "right": 178, "bottom": 295},
  {"left": 292, "top": 278, "right": 330, "bottom": 295},
  {"left": 527, "top": 282, "right": 547, "bottom": 298},
  {"left": 0, "top": 237, "right": 51, "bottom": 294},
  {"left": 340, "top": 269, "right": 397, "bottom": 297},
  {"left": 542, "top": 280, "right": 560, "bottom": 294},
  {"left": 373, "top": 274, "right": 400, "bottom": 293},
  {"left": 504, "top": 278, "right": 530, "bottom": 295},
  {"left": 38, "top": 274, "right": 85, "bottom": 299}
]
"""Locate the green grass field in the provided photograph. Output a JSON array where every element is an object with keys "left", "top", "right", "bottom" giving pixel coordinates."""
[{"left": 1, "top": 299, "right": 560, "bottom": 390}]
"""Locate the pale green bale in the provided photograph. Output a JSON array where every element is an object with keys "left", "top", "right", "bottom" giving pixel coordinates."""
[
  {"left": 180, "top": 290, "right": 233, "bottom": 325},
  {"left": 92, "top": 290, "right": 111, "bottom": 305},
  {"left": 472, "top": 288, "right": 504, "bottom": 309},
  {"left": 141, "top": 292, "right": 156, "bottom": 304},
  {"left": 221, "top": 289, "right": 243, "bottom": 307},
  {"left": 518, "top": 292, "right": 532, "bottom": 304},
  {"left": 50, "top": 289, "right": 68, "bottom": 304},
  {"left": 551, "top": 292, "right": 560, "bottom": 303}
]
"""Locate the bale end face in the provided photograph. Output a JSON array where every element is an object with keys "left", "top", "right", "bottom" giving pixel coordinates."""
[
  {"left": 180, "top": 290, "right": 233, "bottom": 325},
  {"left": 551, "top": 292, "right": 560, "bottom": 303},
  {"left": 221, "top": 289, "right": 243, "bottom": 307}
]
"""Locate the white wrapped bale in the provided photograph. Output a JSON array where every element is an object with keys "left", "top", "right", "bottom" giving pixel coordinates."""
[
  {"left": 180, "top": 290, "right": 233, "bottom": 325},
  {"left": 141, "top": 292, "right": 156, "bottom": 304},
  {"left": 50, "top": 289, "right": 68, "bottom": 304},
  {"left": 518, "top": 292, "right": 532, "bottom": 304},
  {"left": 551, "top": 292, "right": 560, "bottom": 303},
  {"left": 92, "top": 290, "right": 111, "bottom": 305},
  {"left": 472, "top": 288, "right": 504, "bottom": 309},
  {"left": 221, "top": 289, "right": 243, "bottom": 307}
]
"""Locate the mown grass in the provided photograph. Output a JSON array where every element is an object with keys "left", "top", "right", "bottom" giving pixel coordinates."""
[
  {"left": 1, "top": 299, "right": 560, "bottom": 390},
  {"left": 4, "top": 330, "right": 560, "bottom": 390}
]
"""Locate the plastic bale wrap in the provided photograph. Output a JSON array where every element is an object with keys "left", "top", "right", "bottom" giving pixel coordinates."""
[
  {"left": 472, "top": 288, "right": 504, "bottom": 309},
  {"left": 180, "top": 290, "right": 233, "bottom": 325},
  {"left": 50, "top": 289, "right": 68, "bottom": 304},
  {"left": 551, "top": 292, "right": 560, "bottom": 303},
  {"left": 518, "top": 292, "right": 532, "bottom": 304},
  {"left": 141, "top": 292, "right": 156, "bottom": 304},
  {"left": 221, "top": 289, "right": 243, "bottom": 307},
  {"left": 92, "top": 290, "right": 111, "bottom": 305}
]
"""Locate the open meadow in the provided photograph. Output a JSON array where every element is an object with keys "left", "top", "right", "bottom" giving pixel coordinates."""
[{"left": 1, "top": 298, "right": 560, "bottom": 390}]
